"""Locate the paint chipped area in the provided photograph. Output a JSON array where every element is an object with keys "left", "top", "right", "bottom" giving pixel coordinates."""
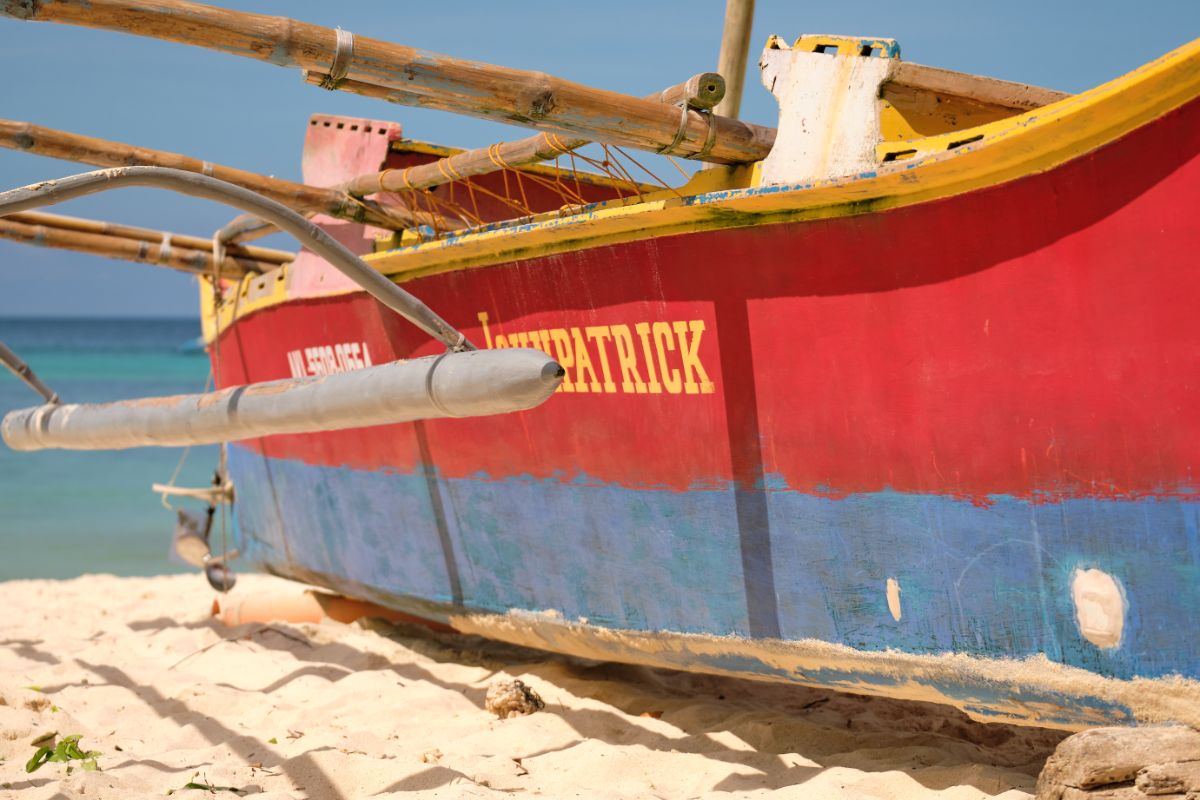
[{"left": 447, "top": 610, "right": 1200, "bottom": 732}]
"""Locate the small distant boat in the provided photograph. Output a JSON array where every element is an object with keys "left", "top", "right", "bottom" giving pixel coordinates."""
[
  {"left": 2, "top": 0, "right": 1200, "bottom": 749},
  {"left": 176, "top": 336, "right": 206, "bottom": 355}
]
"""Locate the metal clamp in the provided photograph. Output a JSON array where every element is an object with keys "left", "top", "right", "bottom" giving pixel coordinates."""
[
  {"left": 319, "top": 28, "right": 355, "bottom": 90},
  {"left": 657, "top": 103, "right": 719, "bottom": 161},
  {"left": 684, "top": 110, "right": 718, "bottom": 161},
  {"left": 656, "top": 102, "right": 691, "bottom": 156}
]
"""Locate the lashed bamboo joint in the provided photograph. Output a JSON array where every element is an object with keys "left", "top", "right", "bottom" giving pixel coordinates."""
[{"left": 332, "top": 73, "right": 728, "bottom": 199}]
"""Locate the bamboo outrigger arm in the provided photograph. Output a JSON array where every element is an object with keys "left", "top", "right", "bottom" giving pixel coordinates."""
[
  {"left": 0, "top": 119, "right": 420, "bottom": 230},
  {"left": 0, "top": 0, "right": 777, "bottom": 165},
  {"left": 330, "top": 73, "right": 728, "bottom": 198},
  {"left": 6, "top": 211, "right": 293, "bottom": 265},
  {"left": 0, "top": 215, "right": 277, "bottom": 278},
  {"left": 0, "top": 167, "right": 473, "bottom": 351}
]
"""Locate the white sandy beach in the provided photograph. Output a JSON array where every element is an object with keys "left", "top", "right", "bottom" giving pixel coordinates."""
[{"left": 0, "top": 574, "right": 1066, "bottom": 799}]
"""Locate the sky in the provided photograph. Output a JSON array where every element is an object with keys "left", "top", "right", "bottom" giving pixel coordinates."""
[{"left": 0, "top": 0, "right": 1198, "bottom": 318}]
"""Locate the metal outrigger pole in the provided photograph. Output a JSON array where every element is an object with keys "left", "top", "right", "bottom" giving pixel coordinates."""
[{"left": 0, "top": 167, "right": 564, "bottom": 453}]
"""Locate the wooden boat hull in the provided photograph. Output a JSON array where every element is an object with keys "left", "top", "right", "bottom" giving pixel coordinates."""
[{"left": 211, "top": 72, "right": 1200, "bottom": 730}]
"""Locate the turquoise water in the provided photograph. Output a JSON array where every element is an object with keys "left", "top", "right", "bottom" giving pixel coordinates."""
[{"left": 0, "top": 319, "right": 219, "bottom": 579}]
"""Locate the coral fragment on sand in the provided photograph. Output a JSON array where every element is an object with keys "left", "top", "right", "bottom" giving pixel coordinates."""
[{"left": 485, "top": 679, "right": 545, "bottom": 719}]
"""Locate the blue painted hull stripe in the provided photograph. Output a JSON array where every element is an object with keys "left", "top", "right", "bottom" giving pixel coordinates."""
[{"left": 228, "top": 445, "right": 1200, "bottom": 682}]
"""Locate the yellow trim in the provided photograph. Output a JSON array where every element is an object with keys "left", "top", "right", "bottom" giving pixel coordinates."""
[
  {"left": 200, "top": 263, "right": 290, "bottom": 342},
  {"left": 774, "top": 33, "right": 901, "bottom": 59},
  {"left": 205, "top": 37, "right": 1200, "bottom": 337}
]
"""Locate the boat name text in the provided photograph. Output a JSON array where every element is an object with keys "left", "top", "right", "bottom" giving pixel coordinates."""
[
  {"left": 478, "top": 312, "right": 714, "bottom": 394},
  {"left": 286, "top": 342, "right": 374, "bottom": 378}
]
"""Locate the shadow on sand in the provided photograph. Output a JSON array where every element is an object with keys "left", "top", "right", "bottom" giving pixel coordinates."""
[{"left": 111, "top": 611, "right": 1067, "bottom": 796}]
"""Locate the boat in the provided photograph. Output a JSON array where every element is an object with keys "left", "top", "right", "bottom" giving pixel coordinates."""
[{"left": 2, "top": 0, "right": 1200, "bottom": 751}]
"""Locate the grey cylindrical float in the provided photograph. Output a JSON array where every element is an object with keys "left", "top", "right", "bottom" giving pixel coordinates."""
[{"left": 2, "top": 348, "right": 563, "bottom": 451}]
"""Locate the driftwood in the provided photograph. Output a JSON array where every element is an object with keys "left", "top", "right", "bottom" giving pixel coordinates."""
[
  {"left": 0, "top": 119, "right": 417, "bottom": 230},
  {"left": 1036, "top": 726, "right": 1200, "bottom": 800},
  {"left": 6, "top": 211, "right": 292, "bottom": 264},
  {"left": 330, "top": 73, "right": 727, "bottom": 198},
  {"left": 0, "top": 216, "right": 277, "bottom": 277},
  {"left": 0, "top": 0, "right": 777, "bottom": 165}
]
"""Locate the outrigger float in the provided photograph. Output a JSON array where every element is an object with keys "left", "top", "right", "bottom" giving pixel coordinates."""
[{"left": 3, "top": 0, "right": 1200, "bottom": 789}]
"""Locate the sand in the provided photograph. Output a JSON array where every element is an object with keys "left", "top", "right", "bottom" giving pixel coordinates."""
[{"left": 0, "top": 574, "right": 1068, "bottom": 799}]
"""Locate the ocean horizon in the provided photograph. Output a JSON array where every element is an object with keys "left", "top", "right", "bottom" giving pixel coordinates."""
[{"left": 0, "top": 317, "right": 218, "bottom": 580}]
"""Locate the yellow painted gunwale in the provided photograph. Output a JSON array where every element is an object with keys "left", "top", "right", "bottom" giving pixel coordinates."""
[{"left": 204, "top": 37, "right": 1200, "bottom": 338}]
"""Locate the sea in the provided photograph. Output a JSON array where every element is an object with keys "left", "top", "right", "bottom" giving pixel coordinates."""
[{"left": 0, "top": 318, "right": 218, "bottom": 580}]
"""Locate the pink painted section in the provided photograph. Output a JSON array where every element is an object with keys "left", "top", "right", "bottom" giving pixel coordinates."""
[{"left": 289, "top": 114, "right": 402, "bottom": 298}]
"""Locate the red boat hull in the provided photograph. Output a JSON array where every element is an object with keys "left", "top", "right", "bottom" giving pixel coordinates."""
[{"left": 212, "top": 93, "right": 1200, "bottom": 729}]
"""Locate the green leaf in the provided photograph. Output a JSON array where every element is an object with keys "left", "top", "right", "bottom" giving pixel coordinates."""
[
  {"left": 25, "top": 746, "right": 52, "bottom": 773},
  {"left": 25, "top": 734, "right": 101, "bottom": 773},
  {"left": 267, "top": 737, "right": 277, "bottom": 744}
]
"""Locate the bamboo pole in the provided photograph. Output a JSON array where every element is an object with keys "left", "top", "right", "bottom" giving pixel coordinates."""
[
  {"left": 6, "top": 211, "right": 293, "bottom": 264},
  {"left": 0, "top": 119, "right": 419, "bottom": 230},
  {"left": 715, "top": 0, "right": 755, "bottom": 119},
  {"left": 331, "top": 73, "right": 727, "bottom": 198},
  {"left": 0, "top": 217, "right": 275, "bottom": 277},
  {"left": 0, "top": 0, "right": 776, "bottom": 165}
]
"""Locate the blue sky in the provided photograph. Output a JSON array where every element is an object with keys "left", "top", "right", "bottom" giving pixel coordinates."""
[{"left": 1, "top": 0, "right": 1197, "bottom": 317}]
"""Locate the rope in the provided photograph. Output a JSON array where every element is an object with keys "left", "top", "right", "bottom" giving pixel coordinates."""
[
  {"left": 543, "top": 132, "right": 576, "bottom": 156},
  {"left": 486, "top": 143, "right": 512, "bottom": 170},
  {"left": 436, "top": 157, "right": 463, "bottom": 184},
  {"left": 158, "top": 369, "right": 214, "bottom": 511},
  {"left": 377, "top": 168, "right": 393, "bottom": 194}
]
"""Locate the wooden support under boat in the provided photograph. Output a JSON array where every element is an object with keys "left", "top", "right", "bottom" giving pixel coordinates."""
[
  {"left": 330, "top": 73, "right": 727, "bottom": 198},
  {"left": 0, "top": 119, "right": 418, "bottom": 230},
  {"left": 0, "top": 214, "right": 283, "bottom": 277},
  {"left": 0, "top": 0, "right": 777, "bottom": 165}
]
